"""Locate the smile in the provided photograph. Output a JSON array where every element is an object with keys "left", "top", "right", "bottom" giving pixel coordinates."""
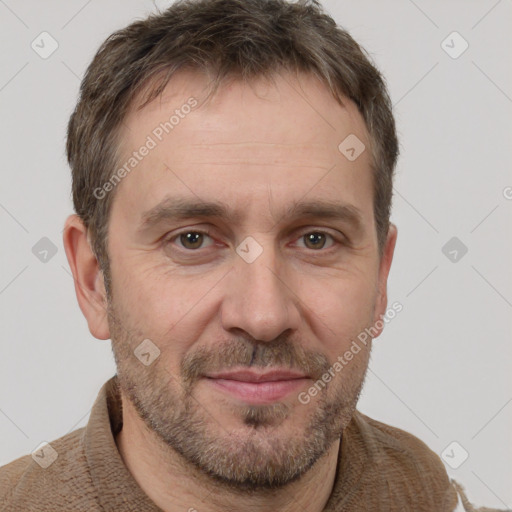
[{"left": 203, "top": 369, "right": 311, "bottom": 405}]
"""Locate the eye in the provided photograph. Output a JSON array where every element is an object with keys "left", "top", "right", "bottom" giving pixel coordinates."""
[
  {"left": 164, "top": 229, "right": 341, "bottom": 253},
  {"left": 167, "top": 230, "right": 215, "bottom": 250},
  {"left": 295, "top": 231, "right": 337, "bottom": 250}
]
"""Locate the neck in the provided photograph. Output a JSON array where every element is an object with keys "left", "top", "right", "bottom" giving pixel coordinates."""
[{"left": 115, "top": 392, "right": 340, "bottom": 512}]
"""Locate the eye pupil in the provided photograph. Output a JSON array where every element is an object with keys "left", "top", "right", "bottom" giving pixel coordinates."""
[
  {"left": 181, "top": 232, "right": 203, "bottom": 249},
  {"left": 305, "top": 232, "right": 326, "bottom": 249}
]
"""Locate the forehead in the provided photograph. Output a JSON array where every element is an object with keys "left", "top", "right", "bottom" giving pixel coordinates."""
[
  {"left": 113, "top": 70, "right": 374, "bottom": 228},
  {"left": 123, "top": 70, "right": 369, "bottom": 151}
]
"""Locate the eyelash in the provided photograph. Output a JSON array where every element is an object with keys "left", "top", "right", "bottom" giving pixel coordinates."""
[{"left": 164, "top": 228, "right": 343, "bottom": 253}]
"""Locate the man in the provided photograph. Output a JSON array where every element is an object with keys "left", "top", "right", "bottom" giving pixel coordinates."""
[{"left": 0, "top": 0, "right": 502, "bottom": 510}]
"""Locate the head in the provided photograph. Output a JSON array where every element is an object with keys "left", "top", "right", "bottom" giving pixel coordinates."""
[{"left": 64, "top": 0, "right": 398, "bottom": 492}]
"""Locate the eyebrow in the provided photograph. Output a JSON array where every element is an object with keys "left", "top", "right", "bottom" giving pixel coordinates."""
[{"left": 138, "top": 196, "right": 365, "bottom": 234}]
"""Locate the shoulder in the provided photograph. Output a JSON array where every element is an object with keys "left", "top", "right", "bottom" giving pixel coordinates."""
[
  {"left": 0, "top": 427, "right": 99, "bottom": 511},
  {"left": 351, "top": 410, "right": 459, "bottom": 511}
]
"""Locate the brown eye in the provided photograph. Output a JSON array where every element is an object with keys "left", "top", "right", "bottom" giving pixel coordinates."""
[
  {"left": 177, "top": 231, "right": 210, "bottom": 250},
  {"left": 302, "top": 232, "right": 331, "bottom": 250}
]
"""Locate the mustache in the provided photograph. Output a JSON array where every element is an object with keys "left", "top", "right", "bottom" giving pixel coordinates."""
[{"left": 180, "top": 337, "right": 331, "bottom": 389}]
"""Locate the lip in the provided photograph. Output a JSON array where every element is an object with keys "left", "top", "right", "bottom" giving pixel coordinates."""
[
  {"left": 205, "top": 369, "right": 309, "bottom": 382},
  {"left": 204, "top": 369, "right": 310, "bottom": 404}
]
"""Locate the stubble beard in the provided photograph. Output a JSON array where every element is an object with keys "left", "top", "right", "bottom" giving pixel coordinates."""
[{"left": 107, "top": 297, "right": 370, "bottom": 492}]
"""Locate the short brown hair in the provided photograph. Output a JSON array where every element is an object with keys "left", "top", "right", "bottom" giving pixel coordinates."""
[{"left": 66, "top": 0, "right": 399, "bottom": 295}]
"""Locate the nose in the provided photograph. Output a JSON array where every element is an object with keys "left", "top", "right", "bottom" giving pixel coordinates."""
[{"left": 220, "top": 242, "right": 302, "bottom": 342}]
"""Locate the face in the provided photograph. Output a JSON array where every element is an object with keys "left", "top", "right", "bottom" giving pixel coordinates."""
[{"left": 103, "top": 71, "right": 395, "bottom": 490}]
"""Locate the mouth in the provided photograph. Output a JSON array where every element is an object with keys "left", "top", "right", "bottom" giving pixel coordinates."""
[{"left": 203, "top": 369, "right": 311, "bottom": 405}]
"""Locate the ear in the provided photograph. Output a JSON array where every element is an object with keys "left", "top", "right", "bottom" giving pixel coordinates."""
[
  {"left": 63, "top": 214, "right": 110, "bottom": 340},
  {"left": 372, "top": 223, "right": 398, "bottom": 338}
]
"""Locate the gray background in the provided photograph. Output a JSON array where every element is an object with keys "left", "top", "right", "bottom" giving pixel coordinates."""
[{"left": 0, "top": 0, "right": 510, "bottom": 508}]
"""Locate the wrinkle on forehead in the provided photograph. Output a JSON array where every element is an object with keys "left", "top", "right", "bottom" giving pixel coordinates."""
[{"left": 161, "top": 140, "right": 337, "bottom": 170}]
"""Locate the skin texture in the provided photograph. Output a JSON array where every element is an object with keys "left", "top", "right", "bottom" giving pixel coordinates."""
[{"left": 63, "top": 70, "right": 397, "bottom": 512}]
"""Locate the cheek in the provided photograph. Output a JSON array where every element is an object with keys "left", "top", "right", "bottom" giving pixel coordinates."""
[
  {"left": 302, "top": 273, "right": 376, "bottom": 356},
  {"left": 112, "top": 263, "right": 224, "bottom": 358}
]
